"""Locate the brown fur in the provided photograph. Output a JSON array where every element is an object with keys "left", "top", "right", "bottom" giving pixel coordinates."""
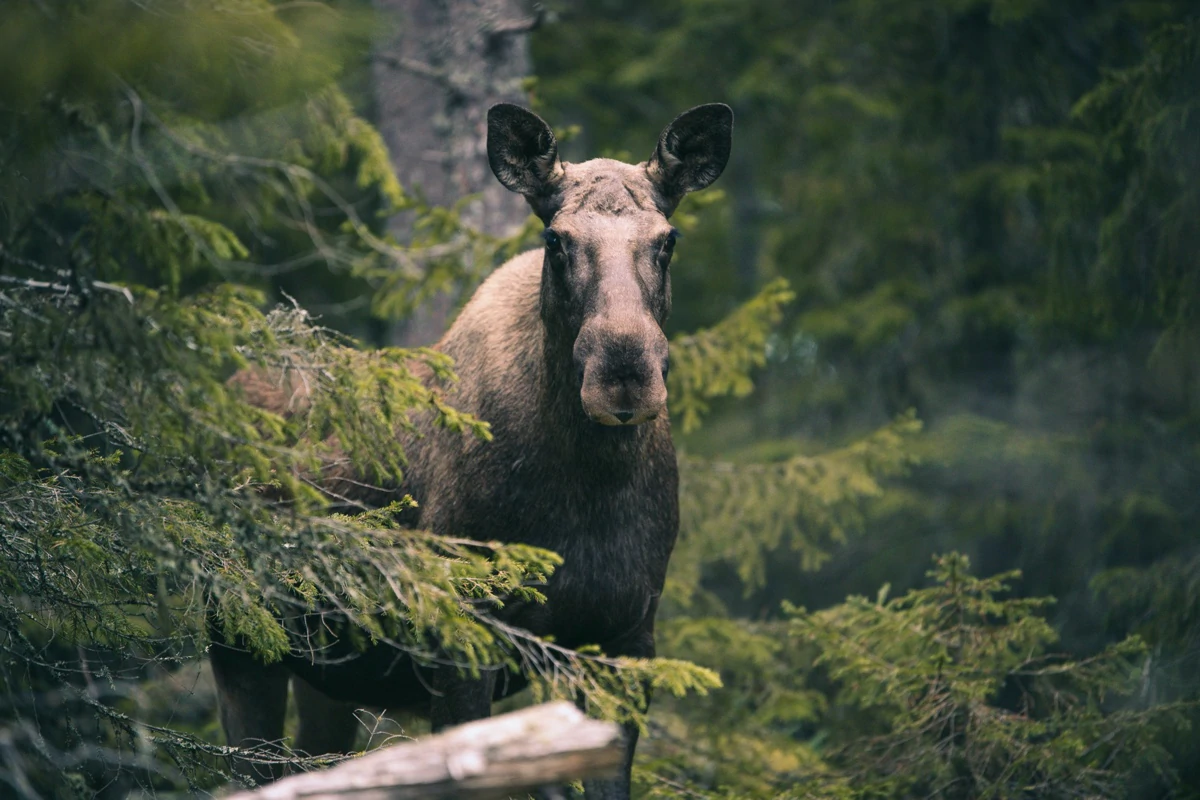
[{"left": 211, "top": 103, "right": 733, "bottom": 799}]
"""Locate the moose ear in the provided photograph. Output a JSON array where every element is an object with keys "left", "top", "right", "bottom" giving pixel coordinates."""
[
  {"left": 487, "top": 104, "right": 565, "bottom": 201},
  {"left": 645, "top": 103, "right": 733, "bottom": 213}
]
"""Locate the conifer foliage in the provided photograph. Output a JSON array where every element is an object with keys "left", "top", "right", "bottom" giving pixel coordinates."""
[
  {"left": 789, "top": 554, "right": 1180, "bottom": 799},
  {"left": 0, "top": 2, "right": 723, "bottom": 794},
  {"left": 4, "top": 0, "right": 1196, "bottom": 798},
  {"left": 534, "top": 0, "right": 1200, "bottom": 797}
]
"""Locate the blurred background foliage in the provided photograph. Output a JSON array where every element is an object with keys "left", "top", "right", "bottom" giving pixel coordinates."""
[
  {"left": 533, "top": 0, "right": 1200, "bottom": 796},
  {"left": 1, "top": 0, "right": 1198, "bottom": 797}
]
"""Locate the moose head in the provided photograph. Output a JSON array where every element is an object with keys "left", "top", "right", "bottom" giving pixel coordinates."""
[{"left": 487, "top": 103, "right": 733, "bottom": 427}]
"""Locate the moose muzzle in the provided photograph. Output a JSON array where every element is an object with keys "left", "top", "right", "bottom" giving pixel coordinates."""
[{"left": 574, "top": 316, "right": 669, "bottom": 426}]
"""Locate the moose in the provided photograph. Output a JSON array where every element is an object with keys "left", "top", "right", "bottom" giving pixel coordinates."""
[{"left": 210, "top": 102, "right": 733, "bottom": 798}]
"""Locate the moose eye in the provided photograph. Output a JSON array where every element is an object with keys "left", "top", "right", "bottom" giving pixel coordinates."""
[
  {"left": 543, "top": 229, "right": 568, "bottom": 272},
  {"left": 658, "top": 228, "right": 680, "bottom": 267}
]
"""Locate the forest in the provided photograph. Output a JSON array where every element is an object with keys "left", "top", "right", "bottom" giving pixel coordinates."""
[{"left": 2, "top": 0, "right": 1198, "bottom": 797}]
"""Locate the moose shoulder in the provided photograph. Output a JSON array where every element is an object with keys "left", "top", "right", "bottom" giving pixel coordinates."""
[{"left": 210, "top": 102, "right": 733, "bottom": 799}]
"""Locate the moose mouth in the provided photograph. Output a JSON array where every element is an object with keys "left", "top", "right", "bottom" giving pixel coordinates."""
[{"left": 588, "top": 408, "right": 661, "bottom": 427}]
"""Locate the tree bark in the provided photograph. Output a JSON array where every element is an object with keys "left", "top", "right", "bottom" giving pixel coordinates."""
[
  {"left": 227, "top": 701, "right": 623, "bottom": 800},
  {"left": 372, "top": 0, "right": 537, "bottom": 345}
]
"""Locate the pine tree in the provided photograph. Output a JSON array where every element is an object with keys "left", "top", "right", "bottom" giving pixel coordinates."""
[
  {"left": 791, "top": 554, "right": 1180, "bottom": 800},
  {"left": 531, "top": 0, "right": 1200, "bottom": 796},
  {"left": 0, "top": 2, "right": 726, "bottom": 794}
]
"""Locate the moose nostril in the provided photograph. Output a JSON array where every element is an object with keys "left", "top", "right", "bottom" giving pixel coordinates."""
[{"left": 614, "top": 410, "right": 634, "bottom": 423}]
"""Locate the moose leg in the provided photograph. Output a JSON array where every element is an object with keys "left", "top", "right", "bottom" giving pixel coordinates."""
[
  {"left": 583, "top": 716, "right": 644, "bottom": 800},
  {"left": 293, "top": 677, "right": 361, "bottom": 757},
  {"left": 581, "top": 627, "right": 656, "bottom": 800},
  {"left": 429, "top": 665, "right": 497, "bottom": 732},
  {"left": 209, "top": 644, "right": 290, "bottom": 785}
]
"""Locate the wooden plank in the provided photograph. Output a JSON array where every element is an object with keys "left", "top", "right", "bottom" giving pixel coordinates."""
[{"left": 229, "top": 701, "right": 623, "bottom": 799}]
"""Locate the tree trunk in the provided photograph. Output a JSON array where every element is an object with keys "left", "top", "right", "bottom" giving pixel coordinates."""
[{"left": 372, "top": 0, "right": 537, "bottom": 345}]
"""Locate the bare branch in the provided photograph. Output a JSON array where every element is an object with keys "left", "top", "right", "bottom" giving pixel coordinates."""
[
  {"left": 486, "top": 4, "right": 546, "bottom": 40},
  {"left": 373, "top": 54, "right": 473, "bottom": 98}
]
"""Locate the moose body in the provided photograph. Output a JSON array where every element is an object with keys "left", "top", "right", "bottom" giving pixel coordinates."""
[{"left": 211, "top": 103, "right": 733, "bottom": 799}]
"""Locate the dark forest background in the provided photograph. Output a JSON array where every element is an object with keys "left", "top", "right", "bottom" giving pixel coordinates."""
[{"left": 2, "top": 1, "right": 1198, "bottom": 797}]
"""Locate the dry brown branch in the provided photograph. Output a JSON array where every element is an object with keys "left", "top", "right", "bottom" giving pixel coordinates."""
[{"left": 228, "top": 701, "right": 622, "bottom": 799}]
